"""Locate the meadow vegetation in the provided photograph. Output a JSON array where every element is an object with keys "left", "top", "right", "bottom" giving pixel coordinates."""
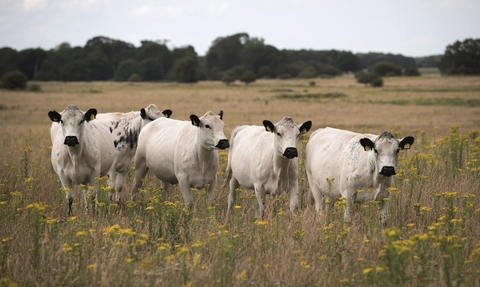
[{"left": 0, "top": 74, "right": 480, "bottom": 286}]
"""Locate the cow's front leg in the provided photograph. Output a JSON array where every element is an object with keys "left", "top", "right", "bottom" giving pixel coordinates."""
[
  {"left": 254, "top": 187, "right": 266, "bottom": 219},
  {"left": 343, "top": 192, "right": 354, "bottom": 223},
  {"left": 379, "top": 198, "right": 389, "bottom": 227},
  {"left": 287, "top": 181, "right": 299, "bottom": 214},
  {"left": 205, "top": 175, "right": 217, "bottom": 206},
  {"left": 178, "top": 175, "right": 194, "bottom": 207}
]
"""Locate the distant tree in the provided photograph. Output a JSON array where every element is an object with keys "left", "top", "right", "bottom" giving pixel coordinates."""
[
  {"left": 355, "top": 71, "right": 382, "bottom": 86},
  {"left": 140, "top": 58, "right": 163, "bottom": 81},
  {"left": 335, "top": 51, "right": 362, "bottom": 72},
  {"left": 206, "top": 33, "right": 249, "bottom": 73},
  {"left": 128, "top": 74, "right": 141, "bottom": 82},
  {"left": 170, "top": 56, "right": 197, "bottom": 83},
  {"left": 221, "top": 71, "right": 236, "bottom": 85},
  {"left": 138, "top": 40, "right": 172, "bottom": 77},
  {"left": 371, "top": 77, "right": 383, "bottom": 87},
  {"left": 241, "top": 39, "right": 283, "bottom": 77},
  {"left": 239, "top": 71, "right": 256, "bottom": 85},
  {"left": 85, "top": 51, "right": 114, "bottom": 80},
  {"left": 258, "top": 65, "right": 272, "bottom": 78},
  {"left": 1, "top": 70, "right": 27, "bottom": 89},
  {"left": 298, "top": 67, "right": 317, "bottom": 78},
  {"left": 17, "top": 48, "right": 48, "bottom": 80},
  {"left": 115, "top": 59, "right": 140, "bottom": 81},
  {"left": 35, "top": 60, "right": 61, "bottom": 81},
  {"left": 404, "top": 66, "right": 420, "bottom": 76},
  {"left": 438, "top": 38, "right": 480, "bottom": 75},
  {"left": 60, "top": 60, "right": 89, "bottom": 81},
  {"left": 370, "top": 61, "right": 402, "bottom": 76},
  {"left": 357, "top": 52, "right": 415, "bottom": 69},
  {"left": 0, "top": 48, "right": 19, "bottom": 77}
]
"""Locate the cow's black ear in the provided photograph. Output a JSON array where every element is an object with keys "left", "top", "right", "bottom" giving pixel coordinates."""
[
  {"left": 48, "top": 111, "right": 61, "bottom": 122},
  {"left": 218, "top": 110, "right": 223, "bottom": 120},
  {"left": 140, "top": 108, "right": 147, "bottom": 119},
  {"left": 360, "top": 138, "right": 375, "bottom": 151},
  {"left": 400, "top": 136, "right": 414, "bottom": 150},
  {"left": 300, "top": 121, "right": 312, "bottom": 134},
  {"left": 162, "top": 109, "right": 172, "bottom": 118},
  {"left": 263, "top": 120, "right": 275, "bottom": 133},
  {"left": 190, "top": 114, "right": 200, "bottom": 127},
  {"left": 85, "top": 109, "right": 97, "bottom": 122}
]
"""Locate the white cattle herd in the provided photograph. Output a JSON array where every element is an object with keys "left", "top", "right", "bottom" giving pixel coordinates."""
[{"left": 49, "top": 104, "right": 414, "bottom": 224}]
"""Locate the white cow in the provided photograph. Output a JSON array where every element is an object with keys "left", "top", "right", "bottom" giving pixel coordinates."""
[
  {"left": 131, "top": 110, "right": 229, "bottom": 206},
  {"left": 49, "top": 105, "right": 115, "bottom": 215},
  {"left": 305, "top": 127, "right": 414, "bottom": 226},
  {"left": 96, "top": 104, "right": 172, "bottom": 202},
  {"left": 225, "top": 117, "right": 312, "bottom": 219}
]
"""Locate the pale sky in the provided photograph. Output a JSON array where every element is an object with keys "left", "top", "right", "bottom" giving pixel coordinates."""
[{"left": 1, "top": 0, "right": 479, "bottom": 57}]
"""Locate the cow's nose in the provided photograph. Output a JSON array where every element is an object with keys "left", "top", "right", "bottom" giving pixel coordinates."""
[
  {"left": 283, "top": 147, "right": 298, "bottom": 159},
  {"left": 215, "top": 139, "right": 229, "bottom": 150},
  {"left": 380, "top": 166, "right": 396, "bottom": 177},
  {"left": 64, "top": 136, "right": 79, "bottom": 146}
]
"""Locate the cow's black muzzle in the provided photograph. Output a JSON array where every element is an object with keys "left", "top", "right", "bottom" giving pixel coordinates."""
[
  {"left": 283, "top": 147, "right": 298, "bottom": 159},
  {"left": 216, "top": 139, "right": 229, "bottom": 150},
  {"left": 64, "top": 136, "right": 79, "bottom": 146},
  {"left": 380, "top": 166, "right": 396, "bottom": 177}
]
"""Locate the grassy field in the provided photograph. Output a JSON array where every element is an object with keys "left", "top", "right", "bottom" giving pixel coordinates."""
[{"left": 0, "top": 74, "right": 480, "bottom": 286}]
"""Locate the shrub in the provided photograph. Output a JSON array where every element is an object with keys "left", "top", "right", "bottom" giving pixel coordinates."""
[
  {"left": 221, "top": 72, "right": 236, "bottom": 85},
  {"left": 371, "top": 61, "right": 402, "bottom": 76},
  {"left": 27, "top": 83, "right": 41, "bottom": 92},
  {"left": 404, "top": 66, "right": 421, "bottom": 76},
  {"left": 239, "top": 71, "right": 256, "bottom": 85},
  {"left": 1, "top": 70, "right": 27, "bottom": 89},
  {"left": 128, "top": 74, "right": 141, "bottom": 82},
  {"left": 115, "top": 59, "right": 140, "bottom": 82},
  {"left": 371, "top": 77, "right": 384, "bottom": 87}
]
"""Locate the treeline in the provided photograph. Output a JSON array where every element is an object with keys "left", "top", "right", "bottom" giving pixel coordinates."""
[{"left": 1, "top": 33, "right": 477, "bottom": 83}]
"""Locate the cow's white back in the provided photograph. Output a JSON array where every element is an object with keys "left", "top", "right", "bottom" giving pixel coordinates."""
[
  {"left": 305, "top": 127, "right": 414, "bottom": 225},
  {"left": 131, "top": 110, "right": 228, "bottom": 205}
]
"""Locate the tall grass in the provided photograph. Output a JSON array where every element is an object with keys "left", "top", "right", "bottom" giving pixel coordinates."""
[{"left": 0, "top": 76, "right": 480, "bottom": 286}]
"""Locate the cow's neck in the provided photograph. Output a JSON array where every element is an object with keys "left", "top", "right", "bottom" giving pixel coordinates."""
[{"left": 67, "top": 142, "right": 84, "bottom": 163}]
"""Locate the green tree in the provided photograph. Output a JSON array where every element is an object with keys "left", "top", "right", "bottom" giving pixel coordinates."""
[
  {"left": 221, "top": 71, "right": 236, "bottom": 85},
  {"left": 115, "top": 59, "right": 140, "bottom": 81},
  {"left": 355, "top": 71, "right": 382, "bottom": 86},
  {"left": 335, "top": 51, "right": 362, "bottom": 72},
  {"left": 18, "top": 48, "right": 48, "bottom": 80},
  {"left": 0, "top": 48, "right": 19, "bottom": 78},
  {"left": 404, "top": 66, "right": 420, "bottom": 76},
  {"left": 371, "top": 61, "right": 402, "bottom": 76},
  {"left": 85, "top": 51, "right": 114, "bottom": 80},
  {"left": 438, "top": 38, "right": 480, "bottom": 75},
  {"left": 140, "top": 58, "right": 163, "bottom": 81},
  {"left": 206, "top": 33, "right": 249, "bottom": 73},
  {"left": 170, "top": 56, "right": 197, "bottom": 83},
  {"left": 239, "top": 71, "right": 256, "bottom": 85},
  {"left": 60, "top": 60, "right": 89, "bottom": 81},
  {"left": 1, "top": 70, "right": 27, "bottom": 89}
]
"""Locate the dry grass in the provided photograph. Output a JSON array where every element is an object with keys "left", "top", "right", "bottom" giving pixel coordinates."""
[{"left": 0, "top": 75, "right": 480, "bottom": 286}]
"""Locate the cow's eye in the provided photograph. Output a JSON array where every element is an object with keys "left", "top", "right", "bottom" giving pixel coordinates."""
[
  {"left": 374, "top": 148, "right": 378, "bottom": 154},
  {"left": 396, "top": 149, "right": 400, "bottom": 154},
  {"left": 276, "top": 132, "right": 281, "bottom": 137},
  {"left": 205, "top": 125, "right": 211, "bottom": 129},
  {"left": 80, "top": 119, "right": 85, "bottom": 125}
]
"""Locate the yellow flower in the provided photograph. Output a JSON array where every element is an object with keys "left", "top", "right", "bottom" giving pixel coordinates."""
[
  {"left": 255, "top": 220, "right": 268, "bottom": 227},
  {"left": 236, "top": 270, "right": 247, "bottom": 282},
  {"left": 363, "top": 268, "right": 373, "bottom": 275},
  {"left": 87, "top": 264, "right": 95, "bottom": 270},
  {"left": 76, "top": 231, "right": 87, "bottom": 237}
]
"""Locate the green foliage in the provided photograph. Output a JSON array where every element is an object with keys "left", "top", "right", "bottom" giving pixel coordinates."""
[
  {"left": 27, "top": 83, "right": 41, "bottom": 92},
  {"left": 357, "top": 52, "right": 416, "bottom": 69},
  {"left": 115, "top": 59, "right": 140, "bottom": 82},
  {"left": 1, "top": 70, "right": 27, "bottom": 89},
  {"left": 170, "top": 56, "right": 198, "bottom": 83},
  {"left": 371, "top": 77, "right": 384, "bottom": 87},
  {"left": 438, "top": 38, "right": 480, "bottom": 75},
  {"left": 297, "top": 68, "right": 317, "bottom": 78},
  {"left": 355, "top": 71, "right": 382, "bottom": 86},
  {"left": 239, "top": 71, "right": 256, "bottom": 85},
  {"left": 371, "top": 61, "right": 402, "bottom": 77},
  {"left": 140, "top": 58, "right": 163, "bottom": 81},
  {"left": 60, "top": 60, "right": 90, "bottom": 81},
  {"left": 404, "top": 66, "right": 420, "bottom": 76},
  {"left": 128, "top": 74, "right": 141, "bottom": 82},
  {"left": 221, "top": 71, "right": 236, "bottom": 85}
]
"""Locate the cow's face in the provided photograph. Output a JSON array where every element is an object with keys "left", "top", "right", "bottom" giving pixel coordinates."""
[
  {"left": 140, "top": 104, "right": 172, "bottom": 126},
  {"left": 360, "top": 132, "right": 414, "bottom": 177},
  {"left": 48, "top": 105, "right": 97, "bottom": 147},
  {"left": 190, "top": 110, "right": 229, "bottom": 150},
  {"left": 264, "top": 117, "right": 312, "bottom": 159}
]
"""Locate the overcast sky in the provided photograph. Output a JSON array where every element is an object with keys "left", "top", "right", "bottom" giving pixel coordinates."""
[{"left": 1, "top": 0, "right": 479, "bottom": 57}]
